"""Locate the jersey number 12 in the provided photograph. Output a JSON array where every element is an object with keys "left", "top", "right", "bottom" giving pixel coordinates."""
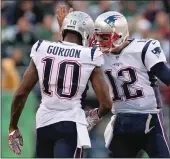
[{"left": 105, "top": 67, "right": 144, "bottom": 101}]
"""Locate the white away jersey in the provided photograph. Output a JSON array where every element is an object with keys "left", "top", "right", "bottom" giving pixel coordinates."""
[
  {"left": 30, "top": 40, "right": 104, "bottom": 128},
  {"left": 102, "top": 39, "right": 167, "bottom": 114}
]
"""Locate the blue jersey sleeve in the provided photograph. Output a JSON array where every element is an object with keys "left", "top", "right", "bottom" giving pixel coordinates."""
[{"left": 151, "top": 62, "right": 170, "bottom": 86}]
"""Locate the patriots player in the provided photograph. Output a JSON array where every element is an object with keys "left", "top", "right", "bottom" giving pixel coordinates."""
[
  {"left": 8, "top": 11, "right": 112, "bottom": 158},
  {"left": 57, "top": 7, "right": 170, "bottom": 158},
  {"left": 91, "top": 11, "right": 170, "bottom": 158}
]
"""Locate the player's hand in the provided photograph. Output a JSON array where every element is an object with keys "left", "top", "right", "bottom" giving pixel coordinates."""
[
  {"left": 8, "top": 128, "right": 23, "bottom": 155},
  {"left": 57, "top": 5, "right": 73, "bottom": 28},
  {"left": 86, "top": 108, "right": 102, "bottom": 131}
]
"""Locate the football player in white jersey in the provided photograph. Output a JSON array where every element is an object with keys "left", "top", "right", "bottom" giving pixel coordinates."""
[
  {"left": 57, "top": 7, "right": 170, "bottom": 158},
  {"left": 8, "top": 11, "right": 112, "bottom": 158},
  {"left": 91, "top": 11, "right": 170, "bottom": 158}
]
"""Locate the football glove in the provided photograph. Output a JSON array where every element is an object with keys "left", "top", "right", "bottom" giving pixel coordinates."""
[
  {"left": 8, "top": 128, "right": 23, "bottom": 155},
  {"left": 86, "top": 108, "right": 102, "bottom": 131}
]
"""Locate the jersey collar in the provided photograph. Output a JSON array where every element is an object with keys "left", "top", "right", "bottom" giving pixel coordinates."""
[
  {"left": 58, "top": 40, "right": 78, "bottom": 46},
  {"left": 110, "top": 38, "right": 135, "bottom": 55}
]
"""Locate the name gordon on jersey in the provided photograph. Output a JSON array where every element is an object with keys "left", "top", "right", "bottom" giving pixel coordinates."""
[{"left": 47, "top": 45, "right": 81, "bottom": 58}]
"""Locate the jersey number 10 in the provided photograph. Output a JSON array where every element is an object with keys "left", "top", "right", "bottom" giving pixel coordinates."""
[{"left": 42, "top": 57, "right": 80, "bottom": 99}]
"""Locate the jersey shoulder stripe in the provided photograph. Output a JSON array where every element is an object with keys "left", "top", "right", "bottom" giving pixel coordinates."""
[
  {"left": 141, "top": 40, "right": 152, "bottom": 66},
  {"left": 91, "top": 46, "right": 97, "bottom": 61},
  {"left": 35, "top": 40, "right": 43, "bottom": 51}
]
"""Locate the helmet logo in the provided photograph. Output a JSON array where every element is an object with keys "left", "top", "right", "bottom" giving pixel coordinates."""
[{"left": 104, "top": 15, "right": 122, "bottom": 28}]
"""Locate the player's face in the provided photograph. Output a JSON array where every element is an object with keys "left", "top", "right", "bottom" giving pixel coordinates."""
[
  {"left": 91, "top": 33, "right": 111, "bottom": 53},
  {"left": 97, "top": 33, "right": 110, "bottom": 42},
  {"left": 91, "top": 32, "right": 121, "bottom": 53}
]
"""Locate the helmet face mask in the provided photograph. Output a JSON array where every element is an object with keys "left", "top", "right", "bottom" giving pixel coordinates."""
[
  {"left": 91, "top": 32, "right": 121, "bottom": 53},
  {"left": 90, "top": 11, "right": 129, "bottom": 53}
]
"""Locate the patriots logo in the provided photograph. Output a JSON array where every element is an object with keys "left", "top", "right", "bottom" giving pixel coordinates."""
[
  {"left": 151, "top": 47, "right": 161, "bottom": 57},
  {"left": 104, "top": 15, "right": 122, "bottom": 28}
]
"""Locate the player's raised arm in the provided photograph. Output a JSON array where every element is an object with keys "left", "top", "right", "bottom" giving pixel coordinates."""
[
  {"left": 57, "top": 5, "right": 73, "bottom": 29},
  {"left": 8, "top": 42, "right": 39, "bottom": 155}
]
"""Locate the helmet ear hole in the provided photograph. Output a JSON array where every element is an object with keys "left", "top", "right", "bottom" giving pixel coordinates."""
[{"left": 87, "top": 35, "right": 89, "bottom": 39}]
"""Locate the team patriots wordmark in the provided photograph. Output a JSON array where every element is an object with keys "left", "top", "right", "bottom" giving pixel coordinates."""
[
  {"left": 151, "top": 47, "right": 161, "bottom": 57},
  {"left": 104, "top": 15, "right": 122, "bottom": 28}
]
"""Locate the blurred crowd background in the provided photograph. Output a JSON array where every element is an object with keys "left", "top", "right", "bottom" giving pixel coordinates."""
[{"left": 1, "top": 0, "right": 170, "bottom": 158}]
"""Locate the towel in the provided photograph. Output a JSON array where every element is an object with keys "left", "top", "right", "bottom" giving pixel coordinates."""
[
  {"left": 76, "top": 123, "right": 91, "bottom": 149},
  {"left": 104, "top": 115, "right": 117, "bottom": 148}
]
